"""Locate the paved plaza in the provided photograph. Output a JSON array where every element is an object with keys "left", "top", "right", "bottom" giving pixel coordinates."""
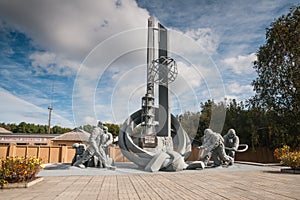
[{"left": 0, "top": 163, "right": 299, "bottom": 200}]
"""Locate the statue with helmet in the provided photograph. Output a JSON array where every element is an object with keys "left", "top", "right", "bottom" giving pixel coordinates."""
[{"left": 72, "top": 121, "right": 116, "bottom": 170}]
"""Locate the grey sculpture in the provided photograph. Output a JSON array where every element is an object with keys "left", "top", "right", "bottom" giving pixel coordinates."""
[
  {"left": 223, "top": 129, "right": 239, "bottom": 159},
  {"left": 200, "top": 129, "right": 233, "bottom": 167},
  {"left": 98, "top": 126, "right": 114, "bottom": 167},
  {"left": 118, "top": 16, "right": 195, "bottom": 172},
  {"left": 71, "top": 143, "right": 86, "bottom": 166},
  {"left": 118, "top": 17, "right": 249, "bottom": 172},
  {"left": 73, "top": 123, "right": 115, "bottom": 170}
]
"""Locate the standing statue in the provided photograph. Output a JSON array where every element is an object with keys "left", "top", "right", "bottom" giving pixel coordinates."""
[
  {"left": 223, "top": 129, "right": 239, "bottom": 159},
  {"left": 199, "top": 129, "right": 233, "bottom": 167},
  {"left": 73, "top": 122, "right": 115, "bottom": 170},
  {"left": 97, "top": 125, "right": 114, "bottom": 168},
  {"left": 101, "top": 126, "right": 113, "bottom": 155}
]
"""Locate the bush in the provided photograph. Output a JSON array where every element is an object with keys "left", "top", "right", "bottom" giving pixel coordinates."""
[
  {"left": 274, "top": 145, "right": 300, "bottom": 169},
  {"left": 0, "top": 157, "right": 42, "bottom": 186}
]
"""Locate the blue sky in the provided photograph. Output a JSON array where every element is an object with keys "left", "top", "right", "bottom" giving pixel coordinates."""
[{"left": 0, "top": 0, "right": 298, "bottom": 128}]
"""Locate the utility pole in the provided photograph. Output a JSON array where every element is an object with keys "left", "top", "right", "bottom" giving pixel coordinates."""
[{"left": 47, "top": 83, "right": 54, "bottom": 134}]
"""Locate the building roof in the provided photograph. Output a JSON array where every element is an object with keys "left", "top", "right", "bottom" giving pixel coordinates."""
[
  {"left": 51, "top": 128, "right": 90, "bottom": 142},
  {"left": 0, "top": 127, "right": 12, "bottom": 134}
]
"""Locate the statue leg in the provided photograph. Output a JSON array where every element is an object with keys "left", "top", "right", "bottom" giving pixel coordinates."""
[
  {"left": 203, "top": 152, "right": 211, "bottom": 166},
  {"left": 96, "top": 147, "right": 115, "bottom": 170},
  {"left": 211, "top": 149, "right": 221, "bottom": 166},
  {"left": 71, "top": 155, "right": 77, "bottom": 166},
  {"left": 228, "top": 150, "right": 235, "bottom": 159},
  {"left": 217, "top": 143, "right": 233, "bottom": 165},
  {"left": 73, "top": 151, "right": 92, "bottom": 168}
]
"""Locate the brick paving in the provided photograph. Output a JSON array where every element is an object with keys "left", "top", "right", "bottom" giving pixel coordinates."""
[{"left": 0, "top": 166, "right": 299, "bottom": 200}]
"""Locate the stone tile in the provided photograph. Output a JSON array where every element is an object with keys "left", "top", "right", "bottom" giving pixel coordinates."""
[{"left": 1, "top": 165, "right": 300, "bottom": 200}]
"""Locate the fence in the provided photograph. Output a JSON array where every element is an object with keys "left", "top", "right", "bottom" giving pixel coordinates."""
[
  {"left": 0, "top": 145, "right": 130, "bottom": 163},
  {"left": 235, "top": 147, "right": 278, "bottom": 163},
  {"left": 0, "top": 144, "right": 277, "bottom": 164}
]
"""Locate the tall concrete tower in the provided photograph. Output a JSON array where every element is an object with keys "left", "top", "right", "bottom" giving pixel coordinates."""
[{"left": 140, "top": 17, "right": 176, "bottom": 151}]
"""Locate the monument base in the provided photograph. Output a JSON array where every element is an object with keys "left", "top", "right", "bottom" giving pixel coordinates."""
[{"left": 140, "top": 135, "right": 157, "bottom": 148}]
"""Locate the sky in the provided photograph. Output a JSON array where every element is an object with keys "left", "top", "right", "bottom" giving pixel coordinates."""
[{"left": 0, "top": 0, "right": 298, "bottom": 128}]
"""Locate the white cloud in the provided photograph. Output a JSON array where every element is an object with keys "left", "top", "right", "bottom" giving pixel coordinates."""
[
  {"left": 0, "top": 0, "right": 150, "bottom": 61},
  {"left": 0, "top": 88, "right": 74, "bottom": 127},
  {"left": 83, "top": 116, "right": 98, "bottom": 126},
  {"left": 29, "top": 52, "right": 80, "bottom": 76},
  {"left": 176, "top": 62, "right": 202, "bottom": 88},
  {"left": 0, "top": 0, "right": 151, "bottom": 125},
  {"left": 225, "top": 82, "right": 254, "bottom": 102},
  {"left": 71, "top": 28, "right": 149, "bottom": 125},
  {"left": 0, "top": 69, "right": 10, "bottom": 76},
  {"left": 223, "top": 53, "right": 256, "bottom": 74},
  {"left": 185, "top": 28, "right": 219, "bottom": 55},
  {"left": 97, "top": 64, "right": 146, "bottom": 123},
  {"left": 227, "top": 82, "right": 253, "bottom": 94}
]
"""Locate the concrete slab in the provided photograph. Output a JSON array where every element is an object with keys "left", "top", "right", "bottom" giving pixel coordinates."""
[{"left": 37, "top": 162, "right": 280, "bottom": 177}]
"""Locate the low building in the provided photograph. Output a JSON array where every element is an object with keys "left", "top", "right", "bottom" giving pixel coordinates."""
[
  {"left": 0, "top": 128, "right": 90, "bottom": 147},
  {"left": 51, "top": 128, "right": 90, "bottom": 146},
  {"left": 0, "top": 133, "right": 58, "bottom": 146}
]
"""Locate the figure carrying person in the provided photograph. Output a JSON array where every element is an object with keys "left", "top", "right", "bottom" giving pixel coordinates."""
[{"left": 73, "top": 122, "right": 115, "bottom": 170}]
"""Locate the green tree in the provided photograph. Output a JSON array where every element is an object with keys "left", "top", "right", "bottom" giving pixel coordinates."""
[
  {"left": 17, "top": 122, "right": 27, "bottom": 133},
  {"left": 198, "top": 100, "right": 226, "bottom": 135},
  {"left": 0, "top": 122, "right": 71, "bottom": 134},
  {"left": 250, "top": 6, "right": 300, "bottom": 148},
  {"left": 197, "top": 100, "right": 214, "bottom": 138},
  {"left": 178, "top": 111, "right": 201, "bottom": 140},
  {"left": 104, "top": 123, "right": 120, "bottom": 137},
  {"left": 79, "top": 124, "right": 93, "bottom": 133},
  {"left": 78, "top": 123, "right": 119, "bottom": 137},
  {"left": 37, "top": 125, "right": 47, "bottom": 134}
]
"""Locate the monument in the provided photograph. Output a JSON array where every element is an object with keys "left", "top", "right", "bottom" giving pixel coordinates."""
[
  {"left": 118, "top": 17, "right": 203, "bottom": 172},
  {"left": 118, "top": 17, "right": 250, "bottom": 172},
  {"left": 71, "top": 17, "right": 248, "bottom": 172}
]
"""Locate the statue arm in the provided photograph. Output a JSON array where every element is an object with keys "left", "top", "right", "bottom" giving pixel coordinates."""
[
  {"left": 103, "top": 133, "right": 113, "bottom": 147},
  {"left": 107, "top": 133, "right": 113, "bottom": 144},
  {"left": 233, "top": 136, "right": 240, "bottom": 151},
  {"left": 200, "top": 138, "right": 214, "bottom": 153},
  {"left": 225, "top": 137, "right": 240, "bottom": 151}
]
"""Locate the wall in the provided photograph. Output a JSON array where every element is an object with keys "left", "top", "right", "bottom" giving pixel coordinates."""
[
  {"left": 235, "top": 147, "right": 278, "bottom": 163},
  {"left": 185, "top": 147, "right": 277, "bottom": 163},
  {"left": 0, "top": 144, "right": 130, "bottom": 164},
  {"left": 0, "top": 144, "right": 278, "bottom": 164},
  {"left": 0, "top": 145, "right": 75, "bottom": 163}
]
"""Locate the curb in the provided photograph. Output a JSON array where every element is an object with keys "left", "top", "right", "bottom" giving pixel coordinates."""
[
  {"left": 235, "top": 161, "right": 281, "bottom": 166},
  {"left": 1, "top": 177, "right": 44, "bottom": 189},
  {"left": 280, "top": 168, "right": 300, "bottom": 174}
]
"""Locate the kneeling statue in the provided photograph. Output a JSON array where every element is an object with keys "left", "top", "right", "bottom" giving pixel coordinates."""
[
  {"left": 223, "top": 129, "right": 239, "bottom": 159},
  {"left": 199, "top": 129, "right": 233, "bottom": 167}
]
